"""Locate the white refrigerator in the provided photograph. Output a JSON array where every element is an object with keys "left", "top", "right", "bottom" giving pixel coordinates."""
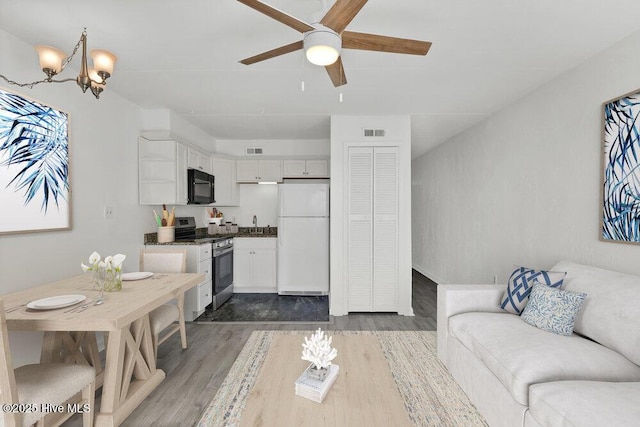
[{"left": 277, "top": 182, "right": 329, "bottom": 295}]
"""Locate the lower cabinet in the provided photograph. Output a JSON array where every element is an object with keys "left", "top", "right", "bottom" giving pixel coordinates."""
[
  {"left": 233, "top": 238, "right": 277, "bottom": 293},
  {"left": 146, "top": 243, "right": 213, "bottom": 321}
]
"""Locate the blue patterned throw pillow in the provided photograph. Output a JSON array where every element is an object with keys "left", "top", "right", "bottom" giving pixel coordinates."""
[
  {"left": 500, "top": 267, "right": 566, "bottom": 315},
  {"left": 521, "top": 283, "right": 587, "bottom": 336}
]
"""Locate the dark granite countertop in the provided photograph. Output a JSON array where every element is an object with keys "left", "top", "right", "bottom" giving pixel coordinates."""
[{"left": 144, "top": 226, "right": 277, "bottom": 245}]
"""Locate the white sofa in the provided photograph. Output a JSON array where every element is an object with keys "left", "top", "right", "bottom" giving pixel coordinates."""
[{"left": 437, "top": 261, "right": 640, "bottom": 427}]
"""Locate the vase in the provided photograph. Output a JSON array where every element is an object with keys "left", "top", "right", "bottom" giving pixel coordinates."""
[
  {"left": 306, "top": 364, "right": 329, "bottom": 382},
  {"left": 103, "top": 269, "right": 122, "bottom": 292},
  {"left": 92, "top": 269, "right": 102, "bottom": 290}
]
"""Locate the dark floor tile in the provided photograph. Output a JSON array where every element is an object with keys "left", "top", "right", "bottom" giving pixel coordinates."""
[{"left": 197, "top": 293, "right": 330, "bottom": 322}]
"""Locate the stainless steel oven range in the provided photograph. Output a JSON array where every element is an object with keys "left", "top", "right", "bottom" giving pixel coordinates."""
[{"left": 211, "top": 237, "right": 233, "bottom": 309}]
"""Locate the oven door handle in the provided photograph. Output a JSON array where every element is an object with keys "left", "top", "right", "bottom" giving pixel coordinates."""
[{"left": 213, "top": 246, "right": 233, "bottom": 257}]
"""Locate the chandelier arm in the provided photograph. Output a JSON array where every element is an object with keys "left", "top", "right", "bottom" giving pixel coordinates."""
[{"left": 46, "top": 78, "right": 78, "bottom": 84}]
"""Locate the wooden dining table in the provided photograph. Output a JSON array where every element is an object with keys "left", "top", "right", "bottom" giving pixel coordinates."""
[{"left": 2, "top": 272, "right": 204, "bottom": 427}]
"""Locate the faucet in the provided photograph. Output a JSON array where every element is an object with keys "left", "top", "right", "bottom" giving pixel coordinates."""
[{"left": 252, "top": 215, "right": 257, "bottom": 231}]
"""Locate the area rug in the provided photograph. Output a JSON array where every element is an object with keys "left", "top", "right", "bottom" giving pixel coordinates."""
[
  {"left": 195, "top": 293, "right": 330, "bottom": 323},
  {"left": 196, "top": 330, "right": 487, "bottom": 426}
]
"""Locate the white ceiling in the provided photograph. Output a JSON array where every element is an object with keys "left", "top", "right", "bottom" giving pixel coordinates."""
[{"left": 2, "top": 0, "right": 640, "bottom": 158}]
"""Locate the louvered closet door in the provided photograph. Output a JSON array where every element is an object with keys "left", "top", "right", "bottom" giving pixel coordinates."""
[
  {"left": 373, "top": 147, "right": 398, "bottom": 311},
  {"left": 347, "top": 146, "right": 399, "bottom": 312},
  {"left": 347, "top": 147, "right": 374, "bottom": 311}
]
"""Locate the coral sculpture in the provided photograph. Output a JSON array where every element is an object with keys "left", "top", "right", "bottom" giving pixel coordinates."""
[{"left": 301, "top": 328, "right": 338, "bottom": 370}]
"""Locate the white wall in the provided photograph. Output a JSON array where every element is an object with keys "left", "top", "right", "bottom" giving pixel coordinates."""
[
  {"left": 219, "top": 184, "right": 278, "bottom": 227},
  {"left": 412, "top": 29, "right": 640, "bottom": 285},
  {"left": 0, "top": 29, "right": 150, "bottom": 365},
  {"left": 330, "top": 116, "right": 413, "bottom": 316}
]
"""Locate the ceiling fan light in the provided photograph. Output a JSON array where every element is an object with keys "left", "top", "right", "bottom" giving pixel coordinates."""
[
  {"left": 34, "top": 45, "right": 67, "bottom": 76},
  {"left": 304, "top": 29, "right": 341, "bottom": 66}
]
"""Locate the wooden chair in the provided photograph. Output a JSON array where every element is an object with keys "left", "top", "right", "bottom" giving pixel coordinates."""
[
  {"left": 139, "top": 248, "right": 188, "bottom": 354},
  {"left": 0, "top": 299, "right": 95, "bottom": 427}
]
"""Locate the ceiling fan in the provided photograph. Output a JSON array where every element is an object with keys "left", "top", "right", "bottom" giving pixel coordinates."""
[{"left": 237, "top": 0, "right": 432, "bottom": 87}]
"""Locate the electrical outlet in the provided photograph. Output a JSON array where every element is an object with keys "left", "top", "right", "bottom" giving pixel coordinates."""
[
  {"left": 104, "top": 206, "right": 114, "bottom": 220},
  {"left": 493, "top": 275, "right": 498, "bottom": 285}
]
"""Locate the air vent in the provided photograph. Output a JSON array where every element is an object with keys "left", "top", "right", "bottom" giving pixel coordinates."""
[
  {"left": 363, "top": 129, "right": 386, "bottom": 137},
  {"left": 245, "top": 147, "right": 264, "bottom": 155}
]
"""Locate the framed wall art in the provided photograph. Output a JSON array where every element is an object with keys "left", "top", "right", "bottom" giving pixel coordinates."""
[
  {"left": 0, "top": 87, "right": 70, "bottom": 235},
  {"left": 602, "top": 89, "right": 640, "bottom": 243}
]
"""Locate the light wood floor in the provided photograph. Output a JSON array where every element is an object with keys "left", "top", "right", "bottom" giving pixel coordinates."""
[{"left": 68, "top": 270, "right": 437, "bottom": 427}]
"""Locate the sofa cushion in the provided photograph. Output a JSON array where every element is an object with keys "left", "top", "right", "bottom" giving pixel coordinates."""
[
  {"left": 521, "top": 283, "right": 586, "bottom": 336},
  {"left": 552, "top": 261, "right": 640, "bottom": 366},
  {"left": 448, "top": 312, "right": 640, "bottom": 405},
  {"left": 500, "top": 266, "right": 566, "bottom": 315},
  {"left": 528, "top": 381, "right": 640, "bottom": 427}
]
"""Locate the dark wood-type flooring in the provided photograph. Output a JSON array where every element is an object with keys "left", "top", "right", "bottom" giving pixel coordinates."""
[{"left": 68, "top": 270, "right": 437, "bottom": 426}]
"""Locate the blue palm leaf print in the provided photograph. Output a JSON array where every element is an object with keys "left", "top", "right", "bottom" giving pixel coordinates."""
[
  {"left": 603, "top": 94, "right": 640, "bottom": 241},
  {"left": 0, "top": 89, "right": 68, "bottom": 213}
]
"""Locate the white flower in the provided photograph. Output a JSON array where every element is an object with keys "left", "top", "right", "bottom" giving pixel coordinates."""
[
  {"left": 89, "top": 251, "right": 101, "bottom": 265},
  {"left": 81, "top": 251, "right": 126, "bottom": 274},
  {"left": 301, "top": 328, "right": 337, "bottom": 369},
  {"left": 112, "top": 254, "right": 126, "bottom": 270}
]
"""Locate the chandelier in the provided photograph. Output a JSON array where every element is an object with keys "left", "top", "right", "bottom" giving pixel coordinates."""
[{"left": 0, "top": 28, "right": 117, "bottom": 99}]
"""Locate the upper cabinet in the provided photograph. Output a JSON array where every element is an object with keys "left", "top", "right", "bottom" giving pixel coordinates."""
[
  {"left": 210, "top": 155, "right": 239, "bottom": 206},
  {"left": 187, "top": 147, "right": 211, "bottom": 174},
  {"left": 138, "top": 138, "right": 188, "bottom": 205},
  {"left": 236, "top": 160, "right": 283, "bottom": 183},
  {"left": 283, "top": 159, "right": 329, "bottom": 178}
]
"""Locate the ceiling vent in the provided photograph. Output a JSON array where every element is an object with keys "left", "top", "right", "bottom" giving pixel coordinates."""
[
  {"left": 363, "top": 129, "right": 385, "bottom": 137},
  {"left": 245, "top": 147, "right": 264, "bottom": 155}
]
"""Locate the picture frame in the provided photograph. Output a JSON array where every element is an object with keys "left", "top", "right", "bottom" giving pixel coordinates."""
[
  {"left": 602, "top": 88, "right": 640, "bottom": 244},
  {"left": 0, "top": 86, "right": 71, "bottom": 235}
]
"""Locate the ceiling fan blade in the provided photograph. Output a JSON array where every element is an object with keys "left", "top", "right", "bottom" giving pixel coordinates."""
[
  {"left": 237, "top": 0, "right": 315, "bottom": 33},
  {"left": 320, "top": 0, "right": 368, "bottom": 33},
  {"left": 240, "top": 41, "right": 303, "bottom": 65},
  {"left": 342, "top": 31, "right": 432, "bottom": 55},
  {"left": 325, "top": 57, "right": 347, "bottom": 87}
]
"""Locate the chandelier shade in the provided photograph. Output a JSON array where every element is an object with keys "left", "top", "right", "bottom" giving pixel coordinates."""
[
  {"left": 90, "top": 49, "right": 117, "bottom": 78},
  {"left": 34, "top": 45, "right": 67, "bottom": 77}
]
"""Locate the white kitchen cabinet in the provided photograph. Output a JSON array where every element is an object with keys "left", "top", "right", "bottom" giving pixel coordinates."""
[
  {"left": 283, "top": 159, "right": 329, "bottom": 178},
  {"left": 347, "top": 146, "right": 399, "bottom": 312},
  {"left": 138, "top": 138, "right": 188, "bottom": 205},
  {"left": 211, "top": 155, "right": 239, "bottom": 206},
  {"left": 233, "top": 238, "right": 277, "bottom": 292},
  {"left": 146, "top": 242, "right": 213, "bottom": 321},
  {"left": 236, "top": 160, "right": 283, "bottom": 182},
  {"left": 187, "top": 147, "right": 211, "bottom": 174}
]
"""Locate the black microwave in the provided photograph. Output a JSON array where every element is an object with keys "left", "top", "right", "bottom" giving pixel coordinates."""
[{"left": 187, "top": 169, "right": 215, "bottom": 204}]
